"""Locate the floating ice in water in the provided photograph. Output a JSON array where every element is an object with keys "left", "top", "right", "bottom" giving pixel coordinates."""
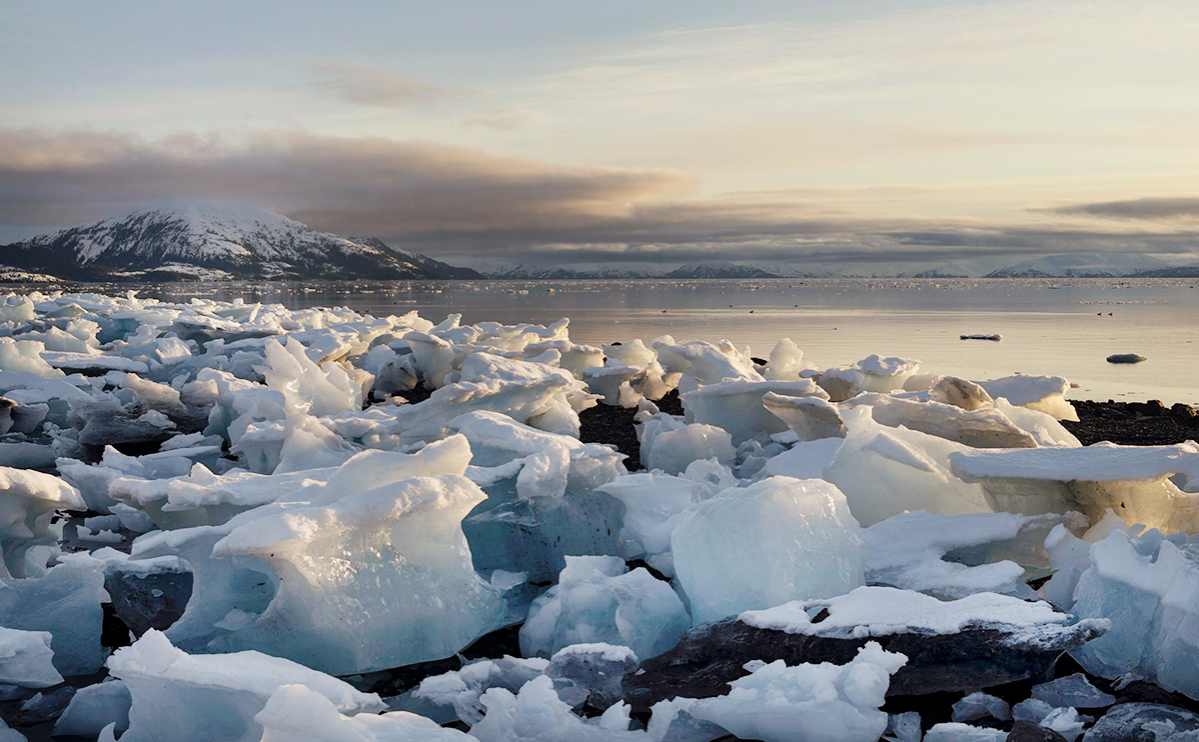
[
  {"left": 823, "top": 407, "right": 992, "bottom": 526},
  {"left": 256, "top": 683, "right": 472, "bottom": 742},
  {"left": 0, "top": 626, "right": 61, "bottom": 689},
  {"left": 687, "top": 642, "right": 907, "bottom": 742},
  {"left": 520, "top": 556, "right": 690, "bottom": 660},
  {"left": 864, "top": 510, "right": 1081, "bottom": 599},
  {"left": 950, "top": 441, "right": 1199, "bottom": 532},
  {"left": 1044, "top": 521, "right": 1199, "bottom": 698},
  {"left": 108, "top": 630, "right": 384, "bottom": 742},
  {"left": 672, "top": 476, "right": 865, "bottom": 624},
  {"left": 681, "top": 379, "right": 828, "bottom": 445},
  {"left": 978, "top": 374, "right": 1078, "bottom": 421}
]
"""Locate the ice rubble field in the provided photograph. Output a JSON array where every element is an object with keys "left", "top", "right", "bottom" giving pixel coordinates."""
[{"left": 0, "top": 291, "right": 1197, "bottom": 741}]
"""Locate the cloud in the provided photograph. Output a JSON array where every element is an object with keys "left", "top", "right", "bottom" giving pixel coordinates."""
[
  {"left": 3, "top": 126, "right": 1198, "bottom": 268},
  {"left": 308, "top": 61, "right": 467, "bottom": 107},
  {"left": 461, "top": 111, "right": 528, "bottom": 130},
  {"left": 1042, "top": 197, "right": 1199, "bottom": 220}
]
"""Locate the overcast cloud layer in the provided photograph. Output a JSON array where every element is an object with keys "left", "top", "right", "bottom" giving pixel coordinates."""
[
  {"left": 3, "top": 126, "right": 1199, "bottom": 267},
  {"left": 2, "top": 0, "right": 1198, "bottom": 267}
]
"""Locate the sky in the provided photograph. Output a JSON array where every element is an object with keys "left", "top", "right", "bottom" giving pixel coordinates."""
[{"left": 2, "top": 0, "right": 1198, "bottom": 269}]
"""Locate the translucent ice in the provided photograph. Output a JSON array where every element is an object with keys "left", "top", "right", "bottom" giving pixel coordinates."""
[
  {"left": 210, "top": 472, "right": 507, "bottom": 674},
  {"left": 950, "top": 441, "right": 1199, "bottom": 532},
  {"left": 824, "top": 407, "right": 992, "bottom": 526},
  {"left": 0, "top": 466, "right": 84, "bottom": 579},
  {"left": 1031, "top": 673, "right": 1115, "bottom": 708},
  {"left": 672, "top": 476, "right": 866, "bottom": 624},
  {"left": 109, "top": 630, "right": 384, "bottom": 742},
  {"left": 256, "top": 683, "right": 472, "bottom": 742},
  {"left": 952, "top": 692, "right": 1011, "bottom": 722},
  {"left": 979, "top": 374, "right": 1078, "bottom": 422},
  {"left": 0, "top": 626, "right": 61, "bottom": 689},
  {"left": 682, "top": 379, "right": 828, "bottom": 445},
  {"left": 520, "top": 556, "right": 690, "bottom": 660}
]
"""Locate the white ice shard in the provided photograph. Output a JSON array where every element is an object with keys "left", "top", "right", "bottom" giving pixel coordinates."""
[
  {"left": 0, "top": 338, "right": 63, "bottom": 377},
  {"left": 949, "top": 441, "right": 1199, "bottom": 532},
  {"left": 688, "top": 642, "right": 907, "bottom": 742},
  {"left": 0, "top": 626, "right": 61, "bottom": 689},
  {"left": 927, "top": 375, "right": 993, "bottom": 411},
  {"left": 259, "top": 337, "right": 367, "bottom": 417},
  {"left": 256, "top": 683, "right": 472, "bottom": 742},
  {"left": 864, "top": 510, "right": 1082, "bottom": 599},
  {"left": 739, "top": 585, "right": 1090, "bottom": 642},
  {"left": 404, "top": 656, "right": 550, "bottom": 725},
  {"left": 109, "top": 630, "right": 384, "bottom": 742},
  {"left": 597, "top": 459, "right": 737, "bottom": 574},
  {"left": 854, "top": 354, "right": 921, "bottom": 393},
  {"left": 762, "top": 338, "right": 813, "bottom": 381},
  {"left": 53, "top": 679, "right": 132, "bottom": 738},
  {"left": 1045, "top": 523, "right": 1199, "bottom": 698},
  {"left": 520, "top": 556, "right": 690, "bottom": 660},
  {"left": 762, "top": 393, "right": 847, "bottom": 442},
  {"left": 978, "top": 374, "right": 1078, "bottom": 421},
  {"left": 209, "top": 471, "right": 507, "bottom": 674},
  {"left": 652, "top": 338, "right": 762, "bottom": 394},
  {"left": 0, "top": 552, "right": 108, "bottom": 675},
  {"left": 0, "top": 466, "right": 85, "bottom": 579},
  {"left": 470, "top": 675, "right": 648, "bottom": 742},
  {"left": 394, "top": 352, "right": 596, "bottom": 443},
  {"left": 823, "top": 407, "right": 992, "bottom": 527},
  {"left": 845, "top": 393, "right": 1037, "bottom": 449},
  {"left": 682, "top": 379, "right": 829, "bottom": 445},
  {"left": 636, "top": 411, "right": 734, "bottom": 474},
  {"left": 672, "top": 476, "right": 866, "bottom": 624}
]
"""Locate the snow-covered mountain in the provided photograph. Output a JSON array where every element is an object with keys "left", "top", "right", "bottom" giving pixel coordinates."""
[
  {"left": 0, "top": 204, "right": 477, "bottom": 281},
  {"left": 983, "top": 253, "right": 1173, "bottom": 278}
]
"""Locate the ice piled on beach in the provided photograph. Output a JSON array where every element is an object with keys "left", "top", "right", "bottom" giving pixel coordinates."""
[{"left": 0, "top": 289, "right": 1195, "bottom": 739}]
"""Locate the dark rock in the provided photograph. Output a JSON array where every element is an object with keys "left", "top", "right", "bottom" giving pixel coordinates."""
[
  {"left": 104, "top": 569, "right": 193, "bottom": 637},
  {"left": 1008, "top": 720, "right": 1068, "bottom": 741},
  {"left": 1106, "top": 353, "right": 1147, "bottom": 364},
  {"left": 1083, "top": 702, "right": 1199, "bottom": 741},
  {"left": 623, "top": 614, "right": 1106, "bottom": 712},
  {"left": 1063, "top": 400, "right": 1196, "bottom": 446},
  {"left": 1115, "top": 680, "right": 1199, "bottom": 714}
]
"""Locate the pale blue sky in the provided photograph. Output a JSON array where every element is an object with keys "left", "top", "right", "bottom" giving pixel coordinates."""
[{"left": 2, "top": 0, "right": 1198, "bottom": 266}]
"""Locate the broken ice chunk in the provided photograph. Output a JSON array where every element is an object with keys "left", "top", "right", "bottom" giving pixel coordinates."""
[
  {"left": 109, "top": 630, "right": 383, "bottom": 742},
  {"left": 688, "top": 642, "right": 907, "bottom": 742},
  {"left": 520, "top": 556, "right": 690, "bottom": 660},
  {"left": 671, "top": 476, "right": 865, "bottom": 624},
  {"left": 949, "top": 441, "right": 1199, "bottom": 532}
]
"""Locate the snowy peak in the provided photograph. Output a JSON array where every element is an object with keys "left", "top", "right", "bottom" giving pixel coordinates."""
[
  {"left": 0, "top": 204, "right": 477, "bottom": 281},
  {"left": 984, "top": 253, "right": 1172, "bottom": 278}
]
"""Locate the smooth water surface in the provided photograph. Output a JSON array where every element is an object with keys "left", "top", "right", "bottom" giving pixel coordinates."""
[{"left": 130, "top": 277, "right": 1199, "bottom": 404}]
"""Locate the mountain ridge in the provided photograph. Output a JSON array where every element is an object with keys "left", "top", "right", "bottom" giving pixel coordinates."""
[{"left": 0, "top": 204, "right": 479, "bottom": 281}]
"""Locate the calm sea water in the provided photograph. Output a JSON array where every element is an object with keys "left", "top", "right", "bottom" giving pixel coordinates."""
[{"left": 128, "top": 277, "right": 1199, "bottom": 405}]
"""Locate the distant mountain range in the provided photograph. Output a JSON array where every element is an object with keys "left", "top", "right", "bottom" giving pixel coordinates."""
[
  {"left": 2, "top": 205, "right": 1197, "bottom": 282},
  {"left": 0, "top": 204, "right": 481, "bottom": 281}
]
